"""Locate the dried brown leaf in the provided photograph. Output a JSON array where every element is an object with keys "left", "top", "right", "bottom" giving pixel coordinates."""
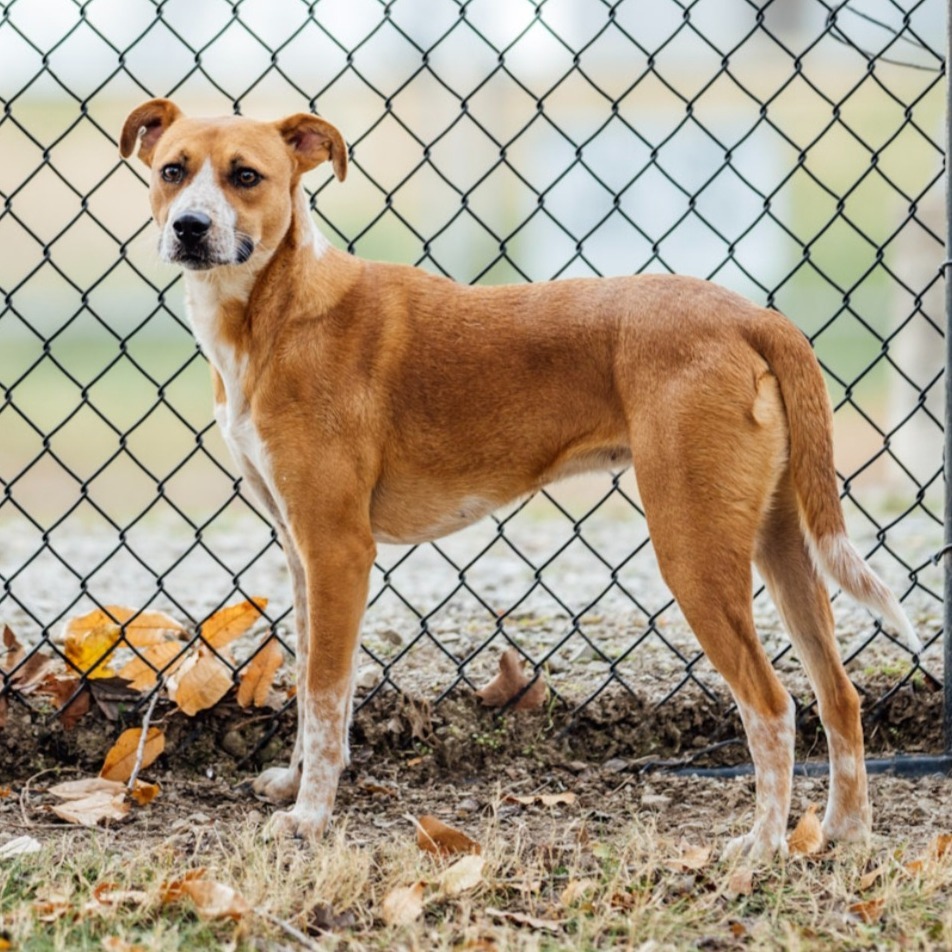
[
  {"left": 50, "top": 789, "right": 129, "bottom": 827},
  {"left": 381, "top": 882, "right": 425, "bottom": 927},
  {"left": 92, "top": 882, "right": 149, "bottom": 907},
  {"left": 1, "top": 624, "right": 23, "bottom": 673},
  {"left": 859, "top": 865, "right": 886, "bottom": 891},
  {"left": 475, "top": 648, "right": 546, "bottom": 711},
  {"left": 118, "top": 642, "right": 188, "bottom": 691},
  {"left": 439, "top": 854, "right": 485, "bottom": 896},
  {"left": 416, "top": 814, "right": 481, "bottom": 856},
  {"left": 182, "top": 880, "right": 249, "bottom": 920},
  {"left": 666, "top": 839, "right": 713, "bottom": 872},
  {"left": 160, "top": 868, "right": 207, "bottom": 905},
  {"left": 849, "top": 897, "right": 885, "bottom": 924},
  {"left": 199, "top": 597, "right": 268, "bottom": 649},
  {"left": 100, "top": 727, "right": 165, "bottom": 783},
  {"left": 169, "top": 649, "right": 233, "bottom": 716},
  {"left": 236, "top": 637, "right": 284, "bottom": 708},
  {"left": 787, "top": 805, "right": 824, "bottom": 856}
]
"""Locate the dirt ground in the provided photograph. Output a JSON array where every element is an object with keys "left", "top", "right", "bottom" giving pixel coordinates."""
[{"left": 2, "top": 684, "right": 950, "bottom": 858}]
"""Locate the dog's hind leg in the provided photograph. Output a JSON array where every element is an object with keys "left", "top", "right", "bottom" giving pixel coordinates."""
[
  {"left": 629, "top": 370, "right": 794, "bottom": 860},
  {"left": 754, "top": 469, "right": 870, "bottom": 845}
]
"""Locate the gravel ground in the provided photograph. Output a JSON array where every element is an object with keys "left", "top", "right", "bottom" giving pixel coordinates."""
[{"left": 0, "top": 475, "right": 943, "bottom": 726}]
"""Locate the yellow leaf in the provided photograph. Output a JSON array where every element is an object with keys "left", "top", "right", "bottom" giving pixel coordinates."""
[
  {"left": 236, "top": 637, "right": 284, "bottom": 708},
  {"left": 170, "top": 649, "right": 233, "bottom": 716},
  {"left": 64, "top": 606, "right": 184, "bottom": 648},
  {"left": 64, "top": 623, "right": 119, "bottom": 679},
  {"left": 859, "top": 865, "right": 886, "bottom": 891},
  {"left": 416, "top": 815, "right": 481, "bottom": 856},
  {"left": 199, "top": 597, "right": 268, "bottom": 649},
  {"left": 119, "top": 642, "right": 189, "bottom": 691},
  {"left": 787, "top": 805, "right": 824, "bottom": 856},
  {"left": 381, "top": 882, "right": 425, "bottom": 927},
  {"left": 100, "top": 727, "right": 165, "bottom": 782}
]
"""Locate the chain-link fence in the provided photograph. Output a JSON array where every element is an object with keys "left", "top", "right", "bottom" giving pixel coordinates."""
[{"left": 1, "top": 0, "right": 947, "bottom": 766}]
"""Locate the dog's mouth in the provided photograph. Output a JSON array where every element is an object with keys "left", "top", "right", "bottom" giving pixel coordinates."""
[{"left": 165, "top": 233, "right": 255, "bottom": 270}]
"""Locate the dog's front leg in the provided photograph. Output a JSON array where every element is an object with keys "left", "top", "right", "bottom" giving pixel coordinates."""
[
  {"left": 252, "top": 528, "right": 308, "bottom": 803},
  {"left": 267, "top": 518, "right": 375, "bottom": 839}
]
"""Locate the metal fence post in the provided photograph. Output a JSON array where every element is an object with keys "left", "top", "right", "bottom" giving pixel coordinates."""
[{"left": 946, "top": 1, "right": 952, "bottom": 756}]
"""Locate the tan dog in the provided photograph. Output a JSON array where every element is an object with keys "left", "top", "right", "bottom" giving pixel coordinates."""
[{"left": 120, "top": 99, "right": 919, "bottom": 860}]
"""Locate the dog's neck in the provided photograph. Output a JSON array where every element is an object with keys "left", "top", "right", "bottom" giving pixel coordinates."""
[{"left": 181, "top": 185, "right": 352, "bottom": 363}]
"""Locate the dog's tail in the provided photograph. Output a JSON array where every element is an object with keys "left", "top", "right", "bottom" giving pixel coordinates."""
[{"left": 746, "top": 312, "right": 921, "bottom": 654}]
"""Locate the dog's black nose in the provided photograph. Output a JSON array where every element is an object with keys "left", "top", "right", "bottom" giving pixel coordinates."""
[{"left": 173, "top": 212, "right": 212, "bottom": 242}]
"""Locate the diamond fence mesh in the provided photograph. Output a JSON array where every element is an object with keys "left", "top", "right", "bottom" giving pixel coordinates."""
[{"left": 0, "top": 0, "right": 947, "bottom": 765}]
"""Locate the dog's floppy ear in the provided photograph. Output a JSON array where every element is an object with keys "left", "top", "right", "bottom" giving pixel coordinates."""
[
  {"left": 120, "top": 99, "right": 183, "bottom": 167},
  {"left": 276, "top": 113, "right": 347, "bottom": 182}
]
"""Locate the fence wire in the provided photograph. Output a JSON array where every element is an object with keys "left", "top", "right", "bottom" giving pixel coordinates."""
[{"left": 0, "top": 0, "right": 947, "bottom": 756}]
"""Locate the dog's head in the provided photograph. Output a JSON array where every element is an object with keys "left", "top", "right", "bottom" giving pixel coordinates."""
[{"left": 120, "top": 99, "right": 346, "bottom": 271}]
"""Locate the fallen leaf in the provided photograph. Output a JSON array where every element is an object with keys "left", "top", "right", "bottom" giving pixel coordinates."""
[
  {"left": 416, "top": 815, "right": 481, "bottom": 856},
  {"left": 360, "top": 781, "right": 399, "bottom": 798},
  {"left": 199, "top": 597, "right": 268, "bottom": 649},
  {"left": 381, "top": 882, "right": 425, "bottom": 927},
  {"left": 475, "top": 648, "right": 547, "bottom": 711},
  {"left": 849, "top": 897, "right": 885, "bottom": 924},
  {"left": 236, "top": 637, "right": 284, "bottom": 708},
  {"left": 48, "top": 777, "right": 127, "bottom": 800},
  {"left": 128, "top": 780, "right": 161, "bottom": 806},
  {"left": 859, "top": 865, "right": 886, "bottom": 891},
  {"left": 559, "top": 878, "right": 596, "bottom": 907},
  {"left": 92, "top": 882, "right": 149, "bottom": 907},
  {"left": 101, "top": 938, "right": 148, "bottom": 952},
  {"left": 64, "top": 605, "right": 183, "bottom": 641},
  {"left": 0, "top": 834, "right": 42, "bottom": 859},
  {"left": 930, "top": 833, "right": 952, "bottom": 859},
  {"left": 182, "top": 880, "right": 249, "bottom": 920},
  {"left": 100, "top": 727, "right": 165, "bottom": 783},
  {"left": 504, "top": 792, "right": 576, "bottom": 808},
  {"left": 439, "top": 854, "right": 485, "bottom": 896},
  {"left": 119, "top": 642, "right": 189, "bottom": 691},
  {"left": 63, "top": 622, "right": 119, "bottom": 679},
  {"left": 168, "top": 648, "right": 233, "bottom": 716},
  {"left": 1, "top": 624, "right": 23, "bottom": 672},
  {"left": 787, "top": 805, "right": 824, "bottom": 856},
  {"left": 32, "top": 894, "right": 74, "bottom": 922},
  {"left": 666, "top": 839, "right": 713, "bottom": 872},
  {"left": 50, "top": 789, "right": 129, "bottom": 827},
  {"left": 729, "top": 921, "right": 748, "bottom": 938},
  {"left": 160, "top": 868, "right": 207, "bottom": 905}
]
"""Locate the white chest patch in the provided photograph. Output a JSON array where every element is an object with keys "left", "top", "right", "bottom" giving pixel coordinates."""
[{"left": 184, "top": 275, "right": 268, "bottom": 484}]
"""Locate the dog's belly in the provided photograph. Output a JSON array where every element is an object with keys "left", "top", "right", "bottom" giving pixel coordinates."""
[{"left": 369, "top": 446, "right": 632, "bottom": 545}]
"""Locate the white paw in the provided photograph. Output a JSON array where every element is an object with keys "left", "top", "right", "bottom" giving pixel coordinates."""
[
  {"left": 252, "top": 764, "right": 301, "bottom": 804},
  {"left": 821, "top": 814, "right": 871, "bottom": 846},
  {"left": 722, "top": 829, "right": 788, "bottom": 864},
  {"left": 265, "top": 805, "right": 329, "bottom": 841}
]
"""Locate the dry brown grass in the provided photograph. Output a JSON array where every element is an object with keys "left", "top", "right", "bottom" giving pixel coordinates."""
[{"left": 3, "top": 780, "right": 951, "bottom": 951}]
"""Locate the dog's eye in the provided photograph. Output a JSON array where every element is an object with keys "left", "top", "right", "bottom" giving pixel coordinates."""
[
  {"left": 161, "top": 163, "right": 185, "bottom": 184},
  {"left": 235, "top": 168, "right": 261, "bottom": 189}
]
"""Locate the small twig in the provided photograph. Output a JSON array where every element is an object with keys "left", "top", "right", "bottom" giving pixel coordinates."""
[
  {"left": 257, "top": 910, "right": 322, "bottom": 951},
  {"left": 127, "top": 689, "right": 160, "bottom": 791}
]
